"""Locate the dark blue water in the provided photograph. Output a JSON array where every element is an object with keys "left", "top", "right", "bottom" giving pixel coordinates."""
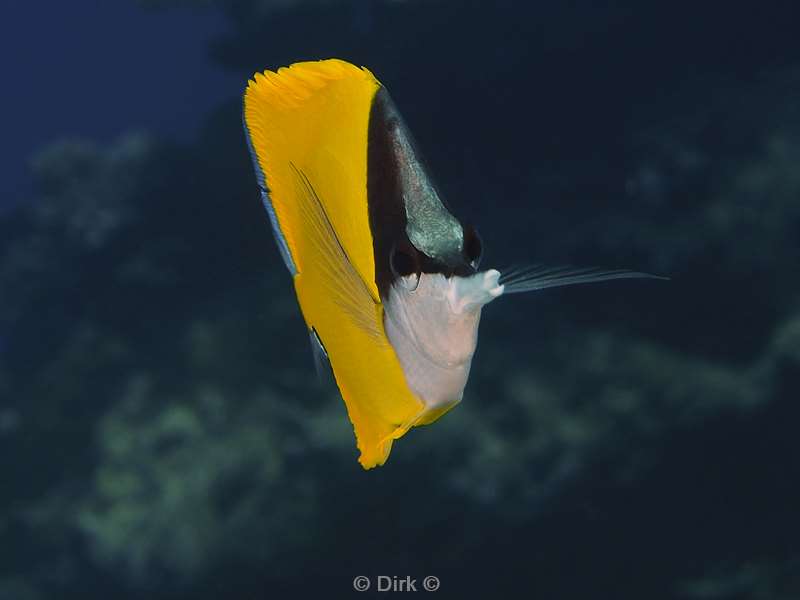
[{"left": 0, "top": 1, "right": 237, "bottom": 212}]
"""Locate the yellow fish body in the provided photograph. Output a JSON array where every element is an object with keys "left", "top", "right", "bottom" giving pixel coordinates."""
[{"left": 244, "top": 60, "right": 461, "bottom": 468}]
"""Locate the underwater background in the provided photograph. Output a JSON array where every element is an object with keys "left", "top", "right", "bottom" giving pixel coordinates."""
[{"left": 2, "top": 0, "right": 799, "bottom": 598}]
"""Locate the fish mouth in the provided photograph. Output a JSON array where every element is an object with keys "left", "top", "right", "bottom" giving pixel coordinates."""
[{"left": 447, "top": 269, "right": 504, "bottom": 314}]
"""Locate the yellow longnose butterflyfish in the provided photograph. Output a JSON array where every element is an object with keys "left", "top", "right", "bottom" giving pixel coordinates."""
[{"left": 243, "top": 59, "right": 662, "bottom": 469}]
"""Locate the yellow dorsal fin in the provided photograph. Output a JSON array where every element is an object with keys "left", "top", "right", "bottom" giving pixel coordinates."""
[{"left": 244, "top": 59, "right": 380, "bottom": 299}]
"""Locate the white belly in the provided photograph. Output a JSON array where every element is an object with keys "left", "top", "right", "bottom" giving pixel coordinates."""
[{"left": 383, "top": 269, "right": 504, "bottom": 409}]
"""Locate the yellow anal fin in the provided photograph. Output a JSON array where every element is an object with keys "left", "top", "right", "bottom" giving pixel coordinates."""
[{"left": 288, "top": 166, "right": 425, "bottom": 468}]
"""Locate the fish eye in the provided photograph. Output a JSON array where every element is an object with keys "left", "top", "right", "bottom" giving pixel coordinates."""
[
  {"left": 390, "top": 243, "right": 420, "bottom": 279},
  {"left": 463, "top": 224, "right": 483, "bottom": 269}
]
